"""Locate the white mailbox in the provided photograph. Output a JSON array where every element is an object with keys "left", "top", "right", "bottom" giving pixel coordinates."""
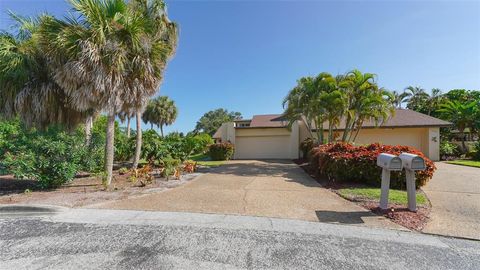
[
  {"left": 377, "top": 153, "right": 403, "bottom": 171},
  {"left": 398, "top": 152, "right": 424, "bottom": 212},
  {"left": 399, "top": 153, "right": 425, "bottom": 171},
  {"left": 377, "top": 153, "right": 403, "bottom": 210}
]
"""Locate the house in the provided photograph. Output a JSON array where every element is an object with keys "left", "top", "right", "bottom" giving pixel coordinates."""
[{"left": 213, "top": 109, "right": 451, "bottom": 161}]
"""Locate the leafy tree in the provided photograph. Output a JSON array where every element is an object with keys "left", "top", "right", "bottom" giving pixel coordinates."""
[
  {"left": 142, "top": 96, "right": 178, "bottom": 136},
  {"left": 194, "top": 109, "right": 242, "bottom": 136}
]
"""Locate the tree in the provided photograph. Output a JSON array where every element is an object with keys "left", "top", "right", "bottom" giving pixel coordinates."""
[
  {"left": 38, "top": 0, "right": 178, "bottom": 184},
  {"left": 0, "top": 14, "right": 88, "bottom": 129},
  {"left": 142, "top": 96, "right": 178, "bottom": 136},
  {"left": 194, "top": 109, "right": 242, "bottom": 136},
  {"left": 405, "top": 86, "right": 429, "bottom": 113},
  {"left": 390, "top": 90, "right": 410, "bottom": 108},
  {"left": 437, "top": 100, "right": 477, "bottom": 152},
  {"left": 283, "top": 70, "right": 394, "bottom": 144}
]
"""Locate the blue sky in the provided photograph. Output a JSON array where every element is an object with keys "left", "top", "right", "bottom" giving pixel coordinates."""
[{"left": 1, "top": 0, "right": 479, "bottom": 134}]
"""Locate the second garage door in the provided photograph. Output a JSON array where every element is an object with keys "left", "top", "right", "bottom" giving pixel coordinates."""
[{"left": 235, "top": 135, "right": 291, "bottom": 159}]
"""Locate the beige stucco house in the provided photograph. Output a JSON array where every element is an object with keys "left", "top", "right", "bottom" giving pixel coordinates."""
[{"left": 213, "top": 109, "right": 451, "bottom": 161}]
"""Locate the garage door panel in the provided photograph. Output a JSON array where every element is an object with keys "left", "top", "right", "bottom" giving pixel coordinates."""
[{"left": 235, "top": 136, "right": 290, "bottom": 159}]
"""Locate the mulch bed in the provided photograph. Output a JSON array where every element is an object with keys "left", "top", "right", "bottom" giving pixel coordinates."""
[
  {"left": 294, "top": 158, "right": 431, "bottom": 231},
  {"left": 0, "top": 168, "right": 203, "bottom": 207}
]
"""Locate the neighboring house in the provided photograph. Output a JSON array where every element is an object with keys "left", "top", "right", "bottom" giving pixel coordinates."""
[{"left": 213, "top": 109, "right": 451, "bottom": 161}]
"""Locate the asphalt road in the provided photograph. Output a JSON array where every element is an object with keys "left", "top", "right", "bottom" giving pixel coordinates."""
[{"left": 0, "top": 208, "right": 479, "bottom": 270}]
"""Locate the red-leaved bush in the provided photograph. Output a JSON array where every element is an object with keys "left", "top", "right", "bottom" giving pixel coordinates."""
[{"left": 310, "top": 143, "right": 436, "bottom": 189}]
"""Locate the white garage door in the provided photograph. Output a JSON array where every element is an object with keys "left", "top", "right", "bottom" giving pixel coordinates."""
[{"left": 235, "top": 136, "right": 291, "bottom": 159}]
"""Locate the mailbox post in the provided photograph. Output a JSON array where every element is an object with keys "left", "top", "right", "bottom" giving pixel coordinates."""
[
  {"left": 376, "top": 153, "right": 403, "bottom": 210},
  {"left": 399, "top": 153, "right": 426, "bottom": 212}
]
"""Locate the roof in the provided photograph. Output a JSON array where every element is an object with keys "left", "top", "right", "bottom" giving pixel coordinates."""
[
  {"left": 212, "top": 128, "right": 222, "bottom": 139},
  {"left": 247, "top": 114, "right": 288, "bottom": 128},
  {"left": 314, "top": 109, "right": 451, "bottom": 130},
  {"left": 233, "top": 109, "right": 451, "bottom": 130}
]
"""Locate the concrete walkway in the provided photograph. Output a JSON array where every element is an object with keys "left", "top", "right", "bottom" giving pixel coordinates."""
[
  {"left": 93, "top": 160, "right": 403, "bottom": 230},
  {"left": 422, "top": 162, "right": 480, "bottom": 240}
]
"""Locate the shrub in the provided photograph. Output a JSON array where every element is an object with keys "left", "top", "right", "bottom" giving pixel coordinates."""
[
  {"left": 474, "top": 141, "right": 480, "bottom": 161},
  {"left": 141, "top": 130, "right": 170, "bottom": 162},
  {"left": 160, "top": 158, "right": 181, "bottom": 178},
  {"left": 310, "top": 143, "right": 436, "bottom": 189},
  {"left": 440, "top": 140, "right": 458, "bottom": 160},
  {"left": 208, "top": 142, "right": 234, "bottom": 161},
  {"left": 2, "top": 126, "right": 84, "bottom": 188},
  {"left": 300, "top": 138, "right": 316, "bottom": 159}
]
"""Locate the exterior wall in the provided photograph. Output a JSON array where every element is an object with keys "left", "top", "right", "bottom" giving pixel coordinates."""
[
  {"left": 427, "top": 127, "right": 440, "bottom": 161},
  {"left": 352, "top": 127, "right": 439, "bottom": 160},
  {"left": 234, "top": 122, "right": 299, "bottom": 159}
]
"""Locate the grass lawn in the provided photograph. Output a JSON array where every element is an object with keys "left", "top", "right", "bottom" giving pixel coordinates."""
[
  {"left": 338, "top": 187, "right": 428, "bottom": 206},
  {"left": 446, "top": 160, "right": 480, "bottom": 168},
  {"left": 189, "top": 153, "right": 225, "bottom": 167}
]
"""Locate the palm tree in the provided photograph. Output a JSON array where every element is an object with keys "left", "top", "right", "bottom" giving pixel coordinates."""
[
  {"left": 405, "top": 86, "right": 429, "bottom": 113},
  {"left": 390, "top": 90, "right": 410, "bottom": 109},
  {"left": 142, "top": 96, "right": 178, "bottom": 136},
  {"left": 283, "top": 76, "right": 327, "bottom": 144},
  {"left": 425, "top": 88, "right": 443, "bottom": 116},
  {"left": 437, "top": 100, "right": 476, "bottom": 152},
  {"left": 0, "top": 13, "right": 89, "bottom": 130},
  {"left": 38, "top": 0, "right": 177, "bottom": 184}
]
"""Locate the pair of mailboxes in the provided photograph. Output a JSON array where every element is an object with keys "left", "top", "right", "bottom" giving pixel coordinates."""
[{"left": 377, "top": 153, "right": 426, "bottom": 171}]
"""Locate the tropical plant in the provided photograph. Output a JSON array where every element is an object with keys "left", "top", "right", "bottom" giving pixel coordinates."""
[
  {"left": 437, "top": 100, "right": 477, "bottom": 153},
  {"left": 37, "top": 0, "right": 178, "bottom": 185},
  {"left": 390, "top": 90, "right": 410, "bottom": 108},
  {"left": 194, "top": 109, "right": 242, "bottom": 136},
  {"left": 0, "top": 13, "right": 88, "bottom": 129},
  {"left": 311, "top": 143, "right": 436, "bottom": 189},
  {"left": 404, "top": 86, "right": 430, "bottom": 113},
  {"left": 142, "top": 96, "right": 178, "bottom": 136},
  {"left": 283, "top": 70, "right": 394, "bottom": 144}
]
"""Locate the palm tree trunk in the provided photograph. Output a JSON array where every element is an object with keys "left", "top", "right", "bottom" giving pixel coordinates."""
[
  {"left": 352, "top": 121, "right": 364, "bottom": 142},
  {"left": 160, "top": 124, "right": 164, "bottom": 137},
  {"left": 151, "top": 123, "right": 153, "bottom": 130},
  {"left": 85, "top": 115, "right": 93, "bottom": 145},
  {"left": 126, "top": 116, "right": 131, "bottom": 138},
  {"left": 104, "top": 110, "right": 116, "bottom": 186},
  {"left": 328, "top": 120, "right": 334, "bottom": 143},
  {"left": 460, "top": 129, "right": 467, "bottom": 153},
  {"left": 315, "top": 118, "right": 324, "bottom": 145},
  {"left": 132, "top": 110, "right": 142, "bottom": 169},
  {"left": 341, "top": 115, "right": 351, "bottom": 142}
]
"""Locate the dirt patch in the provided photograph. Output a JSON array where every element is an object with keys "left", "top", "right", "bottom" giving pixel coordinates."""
[
  {"left": 294, "top": 158, "right": 431, "bottom": 231},
  {"left": 0, "top": 170, "right": 203, "bottom": 208}
]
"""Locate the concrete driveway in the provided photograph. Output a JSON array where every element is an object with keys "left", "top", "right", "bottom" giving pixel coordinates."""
[
  {"left": 94, "top": 160, "right": 402, "bottom": 230},
  {"left": 422, "top": 162, "right": 480, "bottom": 240}
]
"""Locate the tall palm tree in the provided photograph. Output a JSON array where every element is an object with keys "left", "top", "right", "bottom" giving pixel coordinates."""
[
  {"left": 38, "top": 0, "right": 177, "bottom": 184},
  {"left": 142, "top": 96, "right": 178, "bottom": 136},
  {"left": 437, "top": 100, "right": 476, "bottom": 152}
]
